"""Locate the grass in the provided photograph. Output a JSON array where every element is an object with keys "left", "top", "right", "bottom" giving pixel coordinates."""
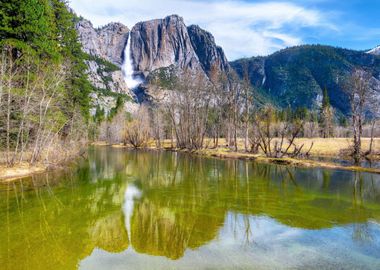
[
  {"left": 105, "top": 137, "right": 380, "bottom": 158},
  {"left": 0, "top": 163, "right": 46, "bottom": 182},
  {"left": 290, "top": 138, "right": 380, "bottom": 157},
  {"left": 137, "top": 137, "right": 380, "bottom": 174}
]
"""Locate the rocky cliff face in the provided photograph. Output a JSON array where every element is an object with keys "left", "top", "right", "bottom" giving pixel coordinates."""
[
  {"left": 76, "top": 19, "right": 129, "bottom": 65},
  {"left": 76, "top": 19, "right": 136, "bottom": 115},
  {"left": 126, "top": 15, "right": 231, "bottom": 84},
  {"left": 187, "top": 25, "right": 230, "bottom": 77},
  {"left": 76, "top": 19, "right": 134, "bottom": 100},
  {"left": 129, "top": 15, "right": 203, "bottom": 78},
  {"left": 76, "top": 15, "right": 231, "bottom": 103}
]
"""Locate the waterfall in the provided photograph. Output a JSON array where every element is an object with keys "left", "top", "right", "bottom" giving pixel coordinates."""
[
  {"left": 122, "top": 35, "right": 141, "bottom": 89},
  {"left": 123, "top": 184, "right": 141, "bottom": 243}
]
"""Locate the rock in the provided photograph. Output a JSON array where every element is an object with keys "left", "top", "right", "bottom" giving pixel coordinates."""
[
  {"left": 84, "top": 58, "right": 134, "bottom": 97},
  {"left": 76, "top": 19, "right": 129, "bottom": 66},
  {"left": 89, "top": 92, "right": 117, "bottom": 116},
  {"left": 187, "top": 25, "right": 230, "bottom": 78},
  {"left": 129, "top": 15, "right": 202, "bottom": 77},
  {"left": 76, "top": 18, "right": 134, "bottom": 99},
  {"left": 85, "top": 60, "right": 107, "bottom": 90}
]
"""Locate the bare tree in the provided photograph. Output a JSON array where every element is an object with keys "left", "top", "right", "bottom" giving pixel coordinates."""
[
  {"left": 252, "top": 106, "right": 312, "bottom": 158},
  {"left": 125, "top": 106, "right": 151, "bottom": 148},
  {"left": 165, "top": 70, "right": 212, "bottom": 150},
  {"left": 242, "top": 64, "right": 253, "bottom": 152},
  {"left": 150, "top": 105, "right": 165, "bottom": 148},
  {"left": 208, "top": 65, "right": 229, "bottom": 148},
  {"left": 0, "top": 45, "right": 85, "bottom": 167},
  {"left": 224, "top": 72, "right": 243, "bottom": 151},
  {"left": 345, "top": 69, "right": 373, "bottom": 163}
]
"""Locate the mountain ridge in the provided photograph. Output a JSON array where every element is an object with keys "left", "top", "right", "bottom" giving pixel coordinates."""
[
  {"left": 75, "top": 14, "right": 380, "bottom": 115},
  {"left": 231, "top": 44, "right": 380, "bottom": 114}
]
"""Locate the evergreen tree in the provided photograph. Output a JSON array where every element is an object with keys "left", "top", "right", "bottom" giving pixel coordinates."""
[
  {"left": 320, "top": 87, "right": 334, "bottom": 138},
  {"left": 0, "top": 0, "right": 59, "bottom": 59},
  {"left": 0, "top": 0, "right": 91, "bottom": 117},
  {"left": 51, "top": 0, "right": 91, "bottom": 117},
  {"left": 0, "top": 0, "right": 92, "bottom": 165}
]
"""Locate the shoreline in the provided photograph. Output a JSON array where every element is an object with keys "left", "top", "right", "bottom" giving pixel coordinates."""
[
  {"left": 111, "top": 143, "right": 380, "bottom": 174},
  {"left": 186, "top": 148, "right": 380, "bottom": 174},
  {"left": 0, "top": 154, "right": 85, "bottom": 183},
  {"left": 0, "top": 163, "right": 48, "bottom": 182},
  {"left": 1, "top": 141, "right": 379, "bottom": 183}
]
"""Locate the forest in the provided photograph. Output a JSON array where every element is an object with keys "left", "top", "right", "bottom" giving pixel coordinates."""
[
  {"left": 0, "top": 0, "right": 91, "bottom": 166},
  {"left": 0, "top": 0, "right": 379, "bottom": 175}
]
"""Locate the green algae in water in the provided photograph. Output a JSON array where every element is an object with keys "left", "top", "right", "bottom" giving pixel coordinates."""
[{"left": 0, "top": 147, "right": 380, "bottom": 270}]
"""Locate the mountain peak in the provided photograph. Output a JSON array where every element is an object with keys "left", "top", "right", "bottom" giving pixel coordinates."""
[
  {"left": 97, "top": 22, "right": 129, "bottom": 33},
  {"left": 368, "top": 45, "right": 380, "bottom": 55},
  {"left": 76, "top": 17, "right": 129, "bottom": 65}
]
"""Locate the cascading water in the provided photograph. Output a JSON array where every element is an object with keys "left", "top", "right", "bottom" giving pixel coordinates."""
[
  {"left": 123, "top": 184, "right": 141, "bottom": 243},
  {"left": 122, "top": 35, "right": 141, "bottom": 89}
]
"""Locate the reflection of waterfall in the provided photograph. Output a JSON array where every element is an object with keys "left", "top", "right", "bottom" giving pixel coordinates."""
[
  {"left": 123, "top": 184, "right": 141, "bottom": 242},
  {"left": 122, "top": 35, "right": 141, "bottom": 89}
]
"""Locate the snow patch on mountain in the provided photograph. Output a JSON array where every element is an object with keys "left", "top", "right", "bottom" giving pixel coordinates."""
[{"left": 368, "top": 45, "right": 380, "bottom": 55}]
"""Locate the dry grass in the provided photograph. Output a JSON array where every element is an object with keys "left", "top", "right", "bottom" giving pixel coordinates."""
[
  {"left": 90, "top": 137, "right": 380, "bottom": 175},
  {"left": 0, "top": 163, "right": 46, "bottom": 181},
  {"left": 141, "top": 137, "right": 380, "bottom": 174},
  {"left": 198, "top": 137, "right": 380, "bottom": 157},
  {"left": 0, "top": 139, "right": 87, "bottom": 182},
  {"left": 91, "top": 141, "right": 110, "bottom": 146},
  {"left": 292, "top": 138, "right": 380, "bottom": 157},
  {"left": 144, "top": 137, "right": 380, "bottom": 157}
]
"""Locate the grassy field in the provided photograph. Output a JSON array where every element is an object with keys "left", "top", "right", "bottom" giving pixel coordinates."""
[
  {"left": 143, "top": 137, "right": 380, "bottom": 174},
  {"left": 269, "top": 138, "right": 379, "bottom": 157},
  {"left": 144, "top": 137, "right": 380, "bottom": 158}
]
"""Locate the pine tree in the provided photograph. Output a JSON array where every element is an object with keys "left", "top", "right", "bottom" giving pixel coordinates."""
[
  {"left": 51, "top": 0, "right": 91, "bottom": 118},
  {"left": 0, "top": 0, "right": 59, "bottom": 59},
  {"left": 0, "top": 0, "right": 92, "bottom": 162},
  {"left": 320, "top": 87, "right": 334, "bottom": 138}
]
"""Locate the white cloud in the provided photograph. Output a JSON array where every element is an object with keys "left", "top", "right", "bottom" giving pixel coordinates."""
[{"left": 69, "top": 0, "right": 337, "bottom": 60}]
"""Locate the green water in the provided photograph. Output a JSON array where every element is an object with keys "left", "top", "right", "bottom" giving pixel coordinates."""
[{"left": 0, "top": 147, "right": 380, "bottom": 270}]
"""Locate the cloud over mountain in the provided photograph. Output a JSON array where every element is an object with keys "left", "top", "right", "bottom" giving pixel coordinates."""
[{"left": 70, "top": 0, "right": 335, "bottom": 60}]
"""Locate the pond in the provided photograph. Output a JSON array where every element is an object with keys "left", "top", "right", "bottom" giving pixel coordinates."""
[{"left": 0, "top": 147, "right": 380, "bottom": 270}]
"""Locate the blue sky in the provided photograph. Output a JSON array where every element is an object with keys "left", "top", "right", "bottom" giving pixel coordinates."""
[{"left": 70, "top": 0, "right": 380, "bottom": 60}]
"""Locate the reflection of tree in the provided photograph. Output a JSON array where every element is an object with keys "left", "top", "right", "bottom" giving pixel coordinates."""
[
  {"left": 322, "top": 171, "right": 331, "bottom": 189},
  {"left": 124, "top": 150, "right": 380, "bottom": 231},
  {"left": 352, "top": 172, "right": 364, "bottom": 206},
  {"left": 90, "top": 212, "right": 129, "bottom": 253},
  {"left": 130, "top": 195, "right": 225, "bottom": 259},
  {"left": 1, "top": 147, "right": 380, "bottom": 269},
  {"left": 353, "top": 223, "right": 374, "bottom": 244},
  {"left": 0, "top": 164, "right": 128, "bottom": 270}
]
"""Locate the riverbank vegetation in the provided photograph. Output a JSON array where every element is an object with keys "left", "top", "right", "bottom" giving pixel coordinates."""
[
  {"left": 0, "top": 0, "right": 91, "bottom": 174},
  {"left": 1, "top": 1, "right": 379, "bottom": 181},
  {"left": 97, "top": 67, "right": 379, "bottom": 169}
]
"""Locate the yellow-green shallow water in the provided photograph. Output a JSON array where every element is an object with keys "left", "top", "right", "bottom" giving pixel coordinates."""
[{"left": 0, "top": 146, "right": 380, "bottom": 270}]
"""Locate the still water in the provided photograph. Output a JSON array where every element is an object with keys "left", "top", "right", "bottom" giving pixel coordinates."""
[{"left": 0, "top": 147, "right": 380, "bottom": 270}]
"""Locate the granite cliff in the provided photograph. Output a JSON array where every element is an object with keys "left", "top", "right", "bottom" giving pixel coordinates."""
[
  {"left": 76, "top": 15, "right": 231, "bottom": 100},
  {"left": 76, "top": 14, "right": 380, "bottom": 116}
]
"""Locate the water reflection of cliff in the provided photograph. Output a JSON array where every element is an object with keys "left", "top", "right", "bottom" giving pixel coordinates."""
[
  {"left": 0, "top": 147, "right": 379, "bottom": 270},
  {"left": 124, "top": 149, "right": 380, "bottom": 229}
]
